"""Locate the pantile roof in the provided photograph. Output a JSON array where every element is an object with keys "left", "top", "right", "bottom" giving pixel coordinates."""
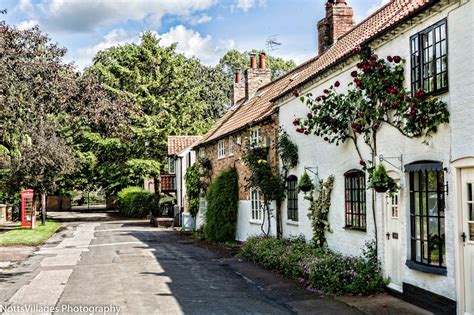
[
  {"left": 167, "top": 136, "right": 202, "bottom": 155},
  {"left": 198, "top": 0, "right": 438, "bottom": 146}
]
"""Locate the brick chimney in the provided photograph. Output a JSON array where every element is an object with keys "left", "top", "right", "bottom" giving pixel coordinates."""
[
  {"left": 245, "top": 52, "right": 271, "bottom": 99},
  {"left": 232, "top": 69, "right": 245, "bottom": 105},
  {"left": 317, "top": 0, "right": 355, "bottom": 54}
]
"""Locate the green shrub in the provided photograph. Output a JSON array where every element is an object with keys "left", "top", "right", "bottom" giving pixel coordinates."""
[
  {"left": 240, "top": 236, "right": 387, "bottom": 295},
  {"left": 204, "top": 167, "right": 238, "bottom": 242},
  {"left": 117, "top": 186, "right": 158, "bottom": 218}
]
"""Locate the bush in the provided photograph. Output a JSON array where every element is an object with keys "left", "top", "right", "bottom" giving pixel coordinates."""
[
  {"left": 204, "top": 167, "right": 238, "bottom": 242},
  {"left": 240, "top": 236, "right": 387, "bottom": 295},
  {"left": 117, "top": 186, "right": 158, "bottom": 218},
  {"left": 185, "top": 163, "right": 201, "bottom": 217}
]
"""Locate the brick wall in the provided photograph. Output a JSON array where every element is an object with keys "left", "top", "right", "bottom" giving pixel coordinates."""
[{"left": 200, "top": 115, "right": 279, "bottom": 200}]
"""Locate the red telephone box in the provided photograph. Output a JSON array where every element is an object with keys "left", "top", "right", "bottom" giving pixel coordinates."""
[{"left": 21, "top": 189, "right": 36, "bottom": 228}]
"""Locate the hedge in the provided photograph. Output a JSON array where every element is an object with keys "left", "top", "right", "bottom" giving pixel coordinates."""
[
  {"left": 240, "top": 236, "right": 387, "bottom": 295},
  {"left": 204, "top": 167, "right": 238, "bottom": 242},
  {"left": 117, "top": 186, "right": 159, "bottom": 218}
]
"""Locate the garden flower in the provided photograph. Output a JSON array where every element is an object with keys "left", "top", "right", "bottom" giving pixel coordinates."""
[
  {"left": 393, "top": 55, "right": 401, "bottom": 63},
  {"left": 307, "top": 113, "right": 313, "bottom": 119},
  {"left": 334, "top": 80, "right": 340, "bottom": 87},
  {"left": 351, "top": 70, "right": 358, "bottom": 77},
  {"left": 292, "top": 90, "right": 300, "bottom": 97}
]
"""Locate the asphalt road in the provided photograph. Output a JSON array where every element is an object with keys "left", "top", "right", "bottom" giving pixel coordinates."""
[{"left": 0, "top": 213, "right": 359, "bottom": 315}]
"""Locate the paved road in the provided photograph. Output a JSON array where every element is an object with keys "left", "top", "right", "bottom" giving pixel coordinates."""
[{"left": 0, "top": 214, "right": 359, "bottom": 314}]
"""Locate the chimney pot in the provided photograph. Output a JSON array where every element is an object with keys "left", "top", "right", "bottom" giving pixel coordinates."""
[
  {"left": 259, "top": 52, "right": 266, "bottom": 70},
  {"left": 250, "top": 54, "right": 257, "bottom": 69},
  {"left": 235, "top": 69, "right": 241, "bottom": 83}
]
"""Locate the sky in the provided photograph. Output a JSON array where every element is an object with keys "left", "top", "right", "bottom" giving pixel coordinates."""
[{"left": 2, "top": 0, "right": 390, "bottom": 71}]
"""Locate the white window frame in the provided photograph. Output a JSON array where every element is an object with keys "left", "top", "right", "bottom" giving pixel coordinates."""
[
  {"left": 217, "top": 140, "right": 226, "bottom": 159},
  {"left": 229, "top": 137, "right": 235, "bottom": 156},
  {"left": 250, "top": 188, "right": 263, "bottom": 222},
  {"left": 168, "top": 157, "right": 175, "bottom": 174},
  {"left": 249, "top": 128, "right": 260, "bottom": 148}
]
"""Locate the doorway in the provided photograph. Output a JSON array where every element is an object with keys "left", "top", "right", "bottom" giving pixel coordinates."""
[
  {"left": 461, "top": 168, "right": 474, "bottom": 314},
  {"left": 384, "top": 188, "right": 402, "bottom": 292}
]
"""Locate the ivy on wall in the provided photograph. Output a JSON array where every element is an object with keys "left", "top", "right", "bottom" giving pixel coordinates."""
[
  {"left": 305, "top": 175, "right": 335, "bottom": 248},
  {"left": 184, "top": 163, "right": 200, "bottom": 218}
]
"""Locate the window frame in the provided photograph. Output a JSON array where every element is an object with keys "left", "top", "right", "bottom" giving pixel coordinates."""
[
  {"left": 287, "top": 175, "right": 298, "bottom": 221},
  {"left": 344, "top": 169, "right": 366, "bottom": 231},
  {"left": 168, "top": 157, "right": 175, "bottom": 174},
  {"left": 217, "top": 140, "right": 226, "bottom": 159},
  {"left": 409, "top": 169, "right": 446, "bottom": 270},
  {"left": 250, "top": 187, "right": 263, "bottom": 222},
  {"left": 249, "top": 128, "right": 260, "bottom": 148},
  {"left": 410, "top": 19, "right": 448, "bottom": 95},
  {"left": 229, "top": 137, "right": 235, "bottom": 156}
]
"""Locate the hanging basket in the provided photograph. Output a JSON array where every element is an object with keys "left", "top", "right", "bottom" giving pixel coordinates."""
[{"left": 373, "top": 185, "right": 389, "bottom": 193}]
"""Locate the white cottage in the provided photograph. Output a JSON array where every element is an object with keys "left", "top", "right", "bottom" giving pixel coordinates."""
[{"left": 275, "top": 0, "right": 473, "bottom": 313}]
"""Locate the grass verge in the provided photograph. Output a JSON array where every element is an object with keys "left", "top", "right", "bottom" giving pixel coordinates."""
[{"left": 0, "top": 221, "right": 62, "bottom": 246}]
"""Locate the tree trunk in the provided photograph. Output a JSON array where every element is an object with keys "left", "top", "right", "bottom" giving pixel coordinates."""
[
  {"left": 41, "top": 192, "right": 47, "bottom": 225},
  {"left": 153, "top": 176, "right": 160, "bottom": 195}
]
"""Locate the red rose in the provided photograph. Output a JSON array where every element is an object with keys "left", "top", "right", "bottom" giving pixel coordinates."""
[
  {"left": 393, "top": 56, "right": 401, "bottom": 63},
  {"left": 389, "top": 88, "right": 397, "bottom": 95},
  {"left": 307, "top": 113, "right": 313, "bottom": 119},
  {"left": 356, "top": 62, "right": 363, "bottom": 69},
  {"left": 415, "top": 90, "right": 425, "bottom": 99},
  {"left": 382, "top": 101, "right": 389, "bottom": 107},
  {"left": 322, "top": 96, "right": 327, "bottom": 101},
  {"left": 391, "top": 101, "right": 399, "bottom": 108},
  {"left": 316, "top": 96, "right": 322, "bottom": 102},
  {"left": 293, "top": 118, "right": 300, "bottom": 126},
  {"left": 405, "top": 96, "right": 411, "bottom": 101},
  {"left": 324, "top": 89, "right": 330, "bottom": 94},
  {"left": 410, "top": 102, "right": 416, "bottom": 109},
  {"left": 335, "top": 81, "right": 340, "bottom": 87},
  {"left": 292, "top": 90, "right": 299, "bottom": 97},
  {"left": 359, "top": 160, "right": 366, "bottom": 166},
  {"left": 387, "top": 56, "right": 393, "bottom": 62},
  {"left": 370, "top": 55, "right": 377, "bottom": 62},
  {"left": 296, "top": 128, "right": 303, "bottom": 133},
  {"left": 351, "top": 70, "right": 358, "bottom": 77},
  {"left": 354, "top": 46, "right": 361, "bottom": 54},
  {"left": 363, "top": 65, "right": 371, "bottom": 72},
  {"left": 384, "top": 83, "right": 391, "bottom": 88},
  {"left": 324, "top": 137, "right": 329, "bottom": 141},
  {"left": 304, "top": 130, "right": 309, "bottom": 135}
]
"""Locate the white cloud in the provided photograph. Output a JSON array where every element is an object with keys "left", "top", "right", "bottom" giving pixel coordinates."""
[
  {"left": 35, "top": 0, "right": 216, "bottom": 32},
  {"left": 72, "top": 28, "right": 139, "bottom": 70},
  {"left": 16, "top": 19, "right": 38, "bottom": 30},
  {"left": 186, "top": 14, "right": 213, "bottom": 26},
  {"left": 72, "top": 25, "right": 234, "bottom": 70},
  {"left": 235, "top": 0, "right": 267, "bottom": 12},
  {"left": 158, "top": 25, "right": 234, "bottom": 65},
  {"left": 15, "top": 0, "right": 34, "bottom": 15}
]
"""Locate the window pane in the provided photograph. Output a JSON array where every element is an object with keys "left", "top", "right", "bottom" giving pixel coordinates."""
[
  {"left": 415, "top": 216, "right": 421, "bottom": 239},
  {"left": 428, "top": 192, "right": 438, "bottom": 216},
  {"left": 468, "top": 183, "right": 473, "bottom": 202}
]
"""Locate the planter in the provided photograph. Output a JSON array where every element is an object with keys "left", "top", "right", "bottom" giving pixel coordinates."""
[
  {"left": 298, "top": 184, "right": 314, "bottom": 193},
  {"left": 373, "top": 185, "right": 389, "bottom": 193}
]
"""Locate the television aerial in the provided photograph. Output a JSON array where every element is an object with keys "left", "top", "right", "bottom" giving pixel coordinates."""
[{"left": 265, "top": 35, "right": 282, "bottom": 51}]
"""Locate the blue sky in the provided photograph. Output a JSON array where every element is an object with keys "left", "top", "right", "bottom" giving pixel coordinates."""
[{"left": 2, "top": 0, "right": 389, "bottom": 70}]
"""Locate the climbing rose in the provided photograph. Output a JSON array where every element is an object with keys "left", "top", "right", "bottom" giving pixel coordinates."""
[
  {"left": 359, "top": 160, "right": 366, "bottom": 166},
  {"left": 387, "top": 55, "right": 393, "bottom": 62},
  {"left": 292, "top": 90, "right": 300, "bottom": 97},
  {"left": 293, "top": 118, "right": 300, "bottom": 126},
  {"left": 351, "top": 70, "right": 358, "bottom": 77},
  {"left": 324, "top": 89, "right": 330, "bottom": 94},
  {"left": 393, "top": 56, "right": 401, "bottom": 63},
  {"left": 324, "top": 137, "right": 329, "bottom": 142},
  {"left": 304, "top": 130, "right": 309, "bottom": 135},
  {"left": 316, "top": 96, "right": 322, "bottom": 102},
  {"left": 307, "top": 113, "right": 313, "bottom": 119},
  {"left": 354, "top": 46, "right": 361, "bottom": 54},
  {"left": 415, "top": 90, "right": 426, "bottom": 99},
  {"left": 335, "top": 81, "right": 340, "bottom": 87}
]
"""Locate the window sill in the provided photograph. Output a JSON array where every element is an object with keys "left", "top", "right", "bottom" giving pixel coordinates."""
[
  {"left": 249, "top": 220, "right": 263, "bottom": 225},
  {"left": 405, "top": 260, "right": 447, "bottom": 276},
  {"left": 286, "top": 220, "right": 299, "bottom": 226},
  {"left": 217, "top": 156, "right": 226, "bottom": 160},
  {"left": 343, "top": 226, "right": 367, "bottom": 232}
]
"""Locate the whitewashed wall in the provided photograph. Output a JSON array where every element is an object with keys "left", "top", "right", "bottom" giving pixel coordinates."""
[
  {"left": 236, "top": 200, "right": 277, "bottom": 241},
  {"left": 278, "top": 1, "right": 470, "bottom": 301}
]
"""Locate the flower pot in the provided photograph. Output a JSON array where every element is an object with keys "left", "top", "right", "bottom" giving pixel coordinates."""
[
  {"left": 374, "top": 185, "right": 389, "bottom": 193},
  {"left": 299, "top": 184, "right": 313, "bottom": 193}
]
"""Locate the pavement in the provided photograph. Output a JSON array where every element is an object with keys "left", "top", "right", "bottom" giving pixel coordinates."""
[{"left": 0, "top": 211, "right": 429, "bottom": 314}]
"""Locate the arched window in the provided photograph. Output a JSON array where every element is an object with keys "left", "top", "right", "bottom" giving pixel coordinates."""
[
  {"left": 287, "top": 175, "right": 298, "bottom": 221},
  {"left": 344, "top": 170, "right": 366, "bottom": 230}
]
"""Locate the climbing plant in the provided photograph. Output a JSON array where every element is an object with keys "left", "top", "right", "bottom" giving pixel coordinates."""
[
  {"left": 305, "top": 175, "right": 335, "bottom": 248},
  {"left": 294, "top": 46, "right": 450, "bottom": 253},
  {"left": 184, "top": 163, "right": 201, "bottom": 218}
]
